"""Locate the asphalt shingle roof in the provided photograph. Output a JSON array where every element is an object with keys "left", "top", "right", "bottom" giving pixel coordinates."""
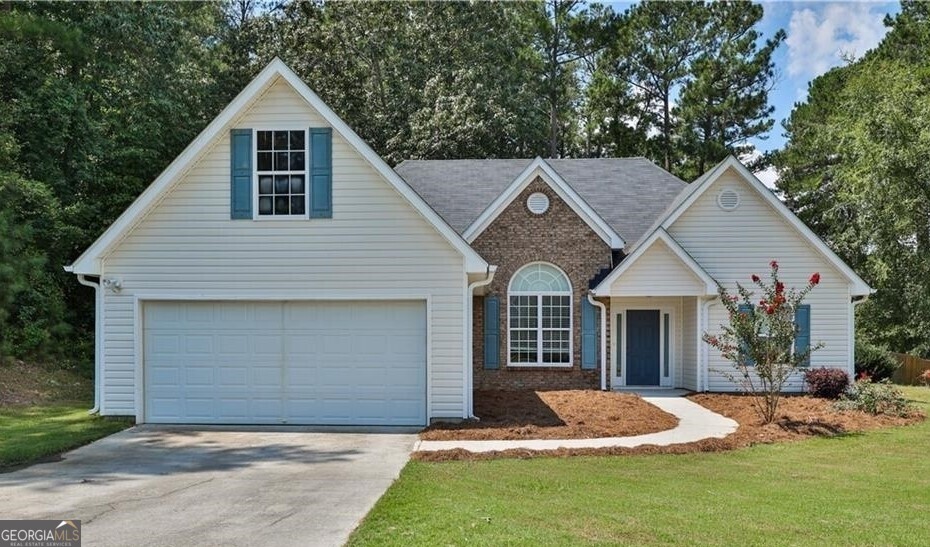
[{"left": 394, "top": 158, "right": 688, "bottom": 247}]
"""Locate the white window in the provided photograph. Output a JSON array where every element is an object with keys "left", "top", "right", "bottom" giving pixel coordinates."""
[
  {"left": 255, "top": 130, "right": 307, "bottom": 216},
  {"left": 508, "top": 263, "right": 572, "bottom": 366}
]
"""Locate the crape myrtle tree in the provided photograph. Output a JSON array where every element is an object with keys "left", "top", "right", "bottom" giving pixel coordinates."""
[{"left": 703, "top": 261, "right": 822, "bottom": 423}]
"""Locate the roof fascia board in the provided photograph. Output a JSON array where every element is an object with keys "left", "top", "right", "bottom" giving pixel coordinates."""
[
  {"left": 592, "top": 228, "right": 718, "bottom": 296},
  {"left": 69, "top": 58, "right": 488, "bottom": 274},
  {"left": 68, "top": 60, "right": 286, "bottom": 275},
  {"left": 659, "top": 156, "right": 871, "bottom": 295},
  {"left": 462, "top": 157, "right": 625, "bottom": 249}
]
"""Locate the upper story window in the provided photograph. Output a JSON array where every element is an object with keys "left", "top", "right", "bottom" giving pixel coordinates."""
[
  {"left": 508, "top": 262, "right": 572, "bottom": 366},
  {"left": 256, "top": 130, "right": 307, "bottom": 216}
]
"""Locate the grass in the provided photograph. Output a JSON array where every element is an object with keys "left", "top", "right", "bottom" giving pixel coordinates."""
[
  {"left": 349, "top": 387, "right": 930, "bottom": 546},
  {"left": 0, "top": 405, "right": 132, "bottom": 470},
  {"left": 0, "top": 361, "right": 131, "bottom": 471}
]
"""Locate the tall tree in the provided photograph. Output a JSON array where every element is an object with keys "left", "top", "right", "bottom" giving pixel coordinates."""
[
  {"left": 0, "top": 1, "right": 230, "bottom": 361},
  {"left": 774, "top": 2, "right": 930, "bottom": 356},
  {"left": 676, "top": 1, "right": 784, "bottom": 179},
  {"left": 609, "top": 0, "right": 708, "bottom": 171},
  {"left": 269, "top": 1, "right": 548, "bottom": 163}
]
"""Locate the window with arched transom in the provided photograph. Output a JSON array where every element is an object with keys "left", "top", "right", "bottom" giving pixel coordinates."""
[{"left": 508, "top": 263, "right": 572, "bottom": 366}]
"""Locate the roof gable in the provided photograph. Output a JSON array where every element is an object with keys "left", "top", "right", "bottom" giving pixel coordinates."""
[
  {"left": 460, "top": 157, "right": 625, "bottom": 248},
  {"left": 659, "top": 156, "right": 871, "bottom": 296},
  {"left": 67, "top": 58, "right": 488, "bottom": 275},
  {"left": 396, "top": 157, "right": 687, "bottom": 245},
  {"left": 592, "top": 229, "right": 717, "bottom": 296}
]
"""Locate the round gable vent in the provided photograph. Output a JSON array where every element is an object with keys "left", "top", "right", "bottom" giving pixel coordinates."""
[
  {"left": 527, "top": 192, "right": 550, "bottom": 214},
  {"left": 717, "top": 189, "right": 740, "bottom": 211}
]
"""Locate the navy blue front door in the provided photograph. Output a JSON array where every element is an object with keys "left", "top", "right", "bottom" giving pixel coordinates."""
[{"left": 626, "top": 310, "right": 660, "bottom": 386}]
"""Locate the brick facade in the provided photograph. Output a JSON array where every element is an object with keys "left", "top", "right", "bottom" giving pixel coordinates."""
[{"left": 472, "top": 177, "right": 613, "bottom": 390}]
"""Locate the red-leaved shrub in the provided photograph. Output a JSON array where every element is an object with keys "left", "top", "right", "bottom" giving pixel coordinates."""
[
  {"left": 920, "top": 369, "right": 930, "bottom": 387},
  {"left": 804, "top": 368, "right": 850, "bottom": 399}
]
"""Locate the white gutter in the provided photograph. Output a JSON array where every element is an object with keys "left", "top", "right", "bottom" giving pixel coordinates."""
[
  {"left": 701, "top": 297, "right": 716, "bottom": 392},
  {"left": 466, "top": 265, "right": 498, "bottom": 418},
  {"left": 76, "top": 274, "right": 102, "bottom": 415},
  {"left": 850, "top": 292, "right": 872, "bottom": 374},
  {"left": 587, "top": 293, "right": 608, "bottom": 390}
]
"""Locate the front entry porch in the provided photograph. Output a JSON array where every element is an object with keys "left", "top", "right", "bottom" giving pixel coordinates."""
[
  {"left": 610, "top": 296, "right": 699, "bottom": 389},
  {"left": 590, "top": 228, "right": 721, "bottom": 391}
]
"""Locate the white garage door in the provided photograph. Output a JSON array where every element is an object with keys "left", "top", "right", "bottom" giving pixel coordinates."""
[{"left": 143, "top": 300, "right": 427, "bottom": 426}]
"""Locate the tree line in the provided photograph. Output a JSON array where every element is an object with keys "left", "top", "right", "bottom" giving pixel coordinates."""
[
  {"left": 1, "top": 1, "right": 925, "bottom": 367},
  {"left": 773, "top": 1, "right": 930, "bottom": 358}
]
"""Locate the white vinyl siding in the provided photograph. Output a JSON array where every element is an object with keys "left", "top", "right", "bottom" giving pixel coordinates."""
[
  {"left": 100, "top": 77, "right": 467, "bottom": 418},
  {"left": 680, "top": 297, "right": 698, "bottom": 391},
  {"left": 608, "top": 239, "right": 707, "bottom": 296},
  {"left": 668, "top": 167, "right": 852, "bottom": 392}
]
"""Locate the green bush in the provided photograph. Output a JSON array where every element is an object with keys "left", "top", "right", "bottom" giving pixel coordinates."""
[
  {"left": 835, "top": 379, "right": 914, "bottom": 416},
  {"left": 854, "top": 340, "right": 900, "bottom": 381}
]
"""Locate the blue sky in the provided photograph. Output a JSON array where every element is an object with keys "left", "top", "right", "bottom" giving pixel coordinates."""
[
  {"left": 755, "top": 1, "right": 899, "bottom": 152},
  {"left": 608, "top": 1, "right": 900, "bottom": 154}
]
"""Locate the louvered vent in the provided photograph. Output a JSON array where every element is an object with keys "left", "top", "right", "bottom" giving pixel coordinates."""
[
  {"left": 527, "top": 192, "right": 550, "bottom": 214},
  {"left": 717, "top": 189, "right": 740, "bottom": 211}
]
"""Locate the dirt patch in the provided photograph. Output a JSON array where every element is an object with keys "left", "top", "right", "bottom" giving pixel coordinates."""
[
  {"left": 420, "top": 390, "right": 678, "bottom": 441},
  {"left": 413, "top": 393, "right": 924, "bottom": 462},
  {"left": 0, "top": 361, "right": 91, "bottom": 407}
]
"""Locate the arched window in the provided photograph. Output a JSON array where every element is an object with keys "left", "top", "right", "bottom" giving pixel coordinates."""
[{"left": 508, "top": 263, "right": 572, "bottom": 366}]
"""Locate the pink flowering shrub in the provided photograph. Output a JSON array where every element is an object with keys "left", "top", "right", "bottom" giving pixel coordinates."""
[{"left": 703, "top": 261, "right": 823, "bottom": 423}]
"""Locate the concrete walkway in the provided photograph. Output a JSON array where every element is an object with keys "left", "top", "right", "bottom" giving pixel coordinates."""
[{"left": 415, "top": 391, "right": 738, "bottom": 453}]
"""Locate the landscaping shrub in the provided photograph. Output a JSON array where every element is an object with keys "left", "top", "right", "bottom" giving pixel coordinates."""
[
  {"left": 920, "top": 369, "right": 930, "bottom": 387},
  {"left": 854, "top": 340, "right": 900, "bottom": 382},
  {"left": 804, "top": 368, "right": 849, "bottom": 399},
  {"left": 835, "top": 378, "right": 914, "bottom": 416}
]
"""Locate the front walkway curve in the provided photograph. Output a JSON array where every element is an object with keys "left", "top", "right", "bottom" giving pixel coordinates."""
[{"left": 415, "top": 391, "right": 738, "bottom": 453}]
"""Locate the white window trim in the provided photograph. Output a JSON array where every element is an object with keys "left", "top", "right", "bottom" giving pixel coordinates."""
[
  {"left": 252, "top": 127, "right": 310, "bottom": 220},
  {"left": 506, "top": 263, "right": 573, "bottom": 368},
  {"left": 614, "top": 306, "right": 675, "bottom": 387}
]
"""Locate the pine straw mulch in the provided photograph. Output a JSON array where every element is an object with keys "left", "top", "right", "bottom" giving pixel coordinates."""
[
  {"left": 420, "top": 390, "right": 679, "bottom": 441},
  {"left": 413, "top": 392, "right": 924, "bottom": 462}
]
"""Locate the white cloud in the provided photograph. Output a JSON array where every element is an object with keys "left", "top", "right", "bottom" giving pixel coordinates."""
[
  {"left": 740, "top": 147, "right": 781, "bottom": 192},
  {"left": 785, "top": 3, "right": 888, "bottom": 78},
  {"left": 754, "top": 165, "right": 780, "bottom": 190}
]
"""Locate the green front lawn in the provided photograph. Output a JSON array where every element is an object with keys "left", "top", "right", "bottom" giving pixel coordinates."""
[
  {"left": 0, "top": 404, "right": 132, "bottom": 471},
  {"left": 350, "top": 387, "right": 930, "bottom": 546}
]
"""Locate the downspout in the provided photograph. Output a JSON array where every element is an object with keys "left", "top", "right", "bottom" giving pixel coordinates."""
[
  {"left": 851, "top": 292, "right": 872, "bottom": 374},
  {"left": 76, "top": 274, "right": 102, "bottom": 415},
  {"left": 466, "top": 265, "right": 497, "bottom": 418},
  {"left": 587, "top": 292, "right": 608, "bottom": 391},
  {"left": 701, "top": 297, "right": 715, "bottom": 392}
]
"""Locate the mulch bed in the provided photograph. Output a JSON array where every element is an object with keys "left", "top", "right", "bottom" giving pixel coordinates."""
[
  {"left": 413, "top": 392, "right": 925, "bottom": 462},
  {"left": 420, "top": 390, "right": 679, "bottom": 441}
]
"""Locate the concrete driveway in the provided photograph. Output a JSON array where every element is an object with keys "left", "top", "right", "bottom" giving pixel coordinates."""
[{"left": 0, "top": 426, "right": 416, "bottom": 547}]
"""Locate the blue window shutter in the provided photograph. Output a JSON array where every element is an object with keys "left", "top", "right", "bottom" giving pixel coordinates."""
[
  {"left": 230, "top": 129, "right": 252, "bottom": 219},
  {"left": 309, "top": 127, "right": 332, "bottom": 218},
  {"left": 582, "top": 298, "right": 597, "bottom": 369},
  {"left": 795, "top": 304, "right": 811, "bottom": 366},
  {"left": 484, "top": 296, "right": 500, "bottom": 369},
  {"left": 737, "top": 304, "right": 754, "bottom": 366}
]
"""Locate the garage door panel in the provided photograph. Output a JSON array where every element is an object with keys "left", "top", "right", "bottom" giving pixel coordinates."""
[
  {"left": 185, "top": 367, "right": 214, "bottom": 386},
  {"left": 144, "top": 300, "right": 426, "bottom": 425}
]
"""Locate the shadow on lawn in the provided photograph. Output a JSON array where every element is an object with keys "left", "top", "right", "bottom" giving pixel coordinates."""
[{"left": 778, "top": 419, "right": 848, "bottom": 437}]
